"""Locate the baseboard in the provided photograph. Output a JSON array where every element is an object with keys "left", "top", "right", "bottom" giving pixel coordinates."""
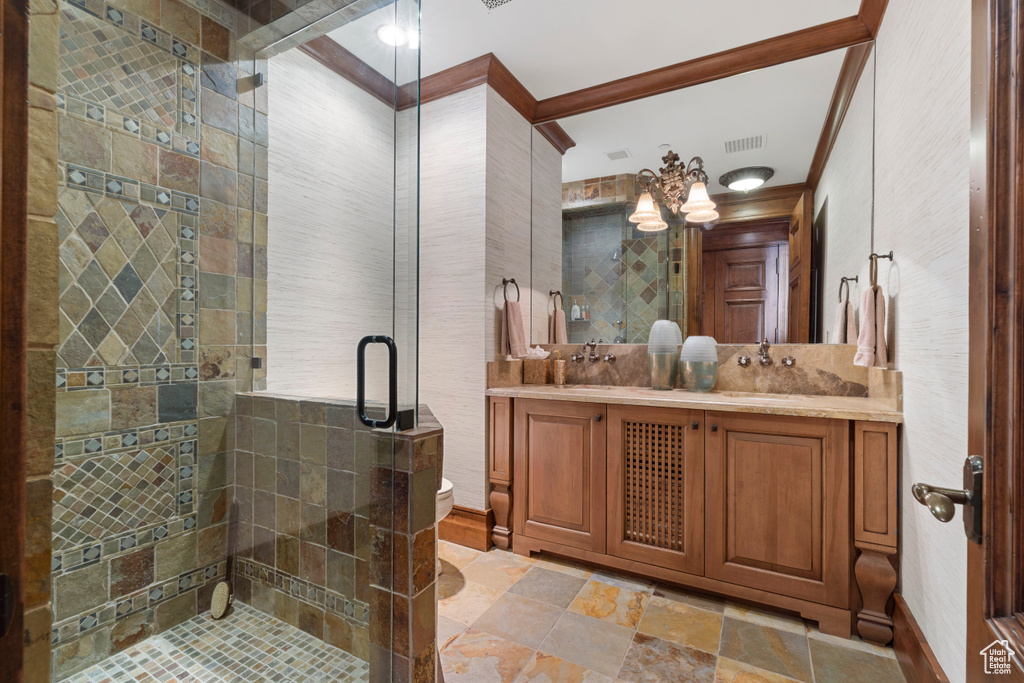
[
  {"left": 893, "top": 593, "right": 949, "bottom": 683},
  {"left": 437, "top": 506, "right": 494, "bottom": 551}
]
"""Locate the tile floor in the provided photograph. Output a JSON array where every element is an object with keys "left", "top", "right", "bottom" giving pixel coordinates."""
[
  {"left": 437, "top": 541, "right": 907, "bottom": 683},
  {"left": 61, "top": 602, "right": 369, "bottom": 683}
]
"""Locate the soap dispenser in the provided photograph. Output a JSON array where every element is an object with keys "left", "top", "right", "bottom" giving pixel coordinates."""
[{"left": 570, "top": 299, "right": 581, "bottom": 321}]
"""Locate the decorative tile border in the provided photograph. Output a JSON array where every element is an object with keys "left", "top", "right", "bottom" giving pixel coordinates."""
[
  {"left": 236, "top": 557, "right": 370, "bottom": 626},
  {"left": 59, "top": 164, "right": 200, "bottom": 217},
  {"left": 54, "top": 420, "right": 198, "bottom": 461},
  {"left": 52, "top": 512, "right": 198, "bottom": 579},
  {"left": 50, "top": 556, "right": 227, "bottom": 646},
  {"left": 57, "top": 365, "right": 200, "bottom": 392}
]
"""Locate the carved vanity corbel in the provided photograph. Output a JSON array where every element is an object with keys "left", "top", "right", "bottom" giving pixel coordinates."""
[{"left": 486, "top": 386, "right": 902, "bottom": 645}]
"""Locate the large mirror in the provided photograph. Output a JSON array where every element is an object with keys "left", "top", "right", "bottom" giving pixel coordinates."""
[{"left": 531, "top": 44, "right": 876, "bottom": 345}]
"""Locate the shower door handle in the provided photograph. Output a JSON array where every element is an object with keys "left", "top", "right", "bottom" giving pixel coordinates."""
[{"left": 357, "top": 335, "right": 398, "bottom": 429}]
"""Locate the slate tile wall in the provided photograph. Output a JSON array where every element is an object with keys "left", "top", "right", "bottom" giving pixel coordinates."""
[
  {"left": 45, "top": 0, "right": 269, "bottom": 676},
  {"left": 231, "top": 393, "right": 440, "bottom": 683}
]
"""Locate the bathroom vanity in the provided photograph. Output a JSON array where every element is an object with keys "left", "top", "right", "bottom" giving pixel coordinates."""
[{"left": 484, "top": 385, "right": 901, "bottom": 646}]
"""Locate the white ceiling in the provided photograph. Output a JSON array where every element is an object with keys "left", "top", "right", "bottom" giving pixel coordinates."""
[
  {"left": 324, "top": 1, "right": 863, "bottom": 191},
  {"left": 328, "top": 0, "right": 860, "bottom": 98},
  {"left": 559, "top": 48, "right": 853, "bottom": 188}
]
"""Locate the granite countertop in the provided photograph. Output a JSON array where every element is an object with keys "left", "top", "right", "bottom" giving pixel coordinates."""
[{"left": 485, "top": 385, "right": 903, "bottom": 423}]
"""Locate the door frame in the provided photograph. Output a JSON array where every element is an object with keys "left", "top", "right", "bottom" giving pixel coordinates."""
[
  {"left": 966, "top": 0, "right": 1024, "bottom": 678},
  {"left": 0, "top": 0, "right": 31, "bottom": 675}
]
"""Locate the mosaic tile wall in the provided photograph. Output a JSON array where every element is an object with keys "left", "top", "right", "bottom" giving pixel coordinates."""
[
  {"left": 232, "top": 393, "right": 441, "bottom": 683},
  {"left": 49, "top": 0, "right": 270, "bottom": 676},
  {"left": 560, "top": 210, "right": 670, "bottom": 345}
]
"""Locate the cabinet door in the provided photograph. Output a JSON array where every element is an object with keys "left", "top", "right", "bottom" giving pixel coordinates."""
[
  {"left": 705, "top": 412, "right": 850, "bottom": 607},
  {"left": 607, "top": 406, "right": 704, "bottom": 575},
  {"left": 513, "top": 399, "right": 606, "bottom": 552}
]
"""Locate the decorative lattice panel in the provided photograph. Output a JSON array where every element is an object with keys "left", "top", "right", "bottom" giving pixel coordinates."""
[{"left": 622, "top": 421, "right": 686, "bottom": 550}]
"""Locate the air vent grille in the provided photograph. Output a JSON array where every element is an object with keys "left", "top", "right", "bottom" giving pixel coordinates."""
[
  {"left": 605, "top": 149, "right": 632, "bottom": 161},
  {"left": 724, "top": 135, "right": 764, "bottom": 154},
  {"left": 481, "top": 0, "right": 512, "bottom": 8}
]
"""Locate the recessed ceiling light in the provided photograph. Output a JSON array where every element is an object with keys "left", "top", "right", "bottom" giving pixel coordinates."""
[
  {"left": 377, "top": 24, "right": 407, "bottom": 46},
  {"left": 719, "top": 166, "right": 775, "bottom": 192}
]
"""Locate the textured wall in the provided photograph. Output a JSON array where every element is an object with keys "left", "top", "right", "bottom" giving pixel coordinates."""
[
  {"left": 814, "top": 52, "right": 875, "bottom": 343},
  {"left": 420, "top": 85, "right": 488, "bottom": 510},
  {"left": 265, "top": 49, "right": 395, "bottom": 402},
  {"left": 420, "top": 85, "right": 562, "bottom": 510},
  {"left": 46, "top": 0, "right": 266, "bottom": 676},
  {"left": 530, "top": 127, "right": 564, "bottom": 345},
  {"left": 872, "top": 0, "right": 971, "bottom": 679}
]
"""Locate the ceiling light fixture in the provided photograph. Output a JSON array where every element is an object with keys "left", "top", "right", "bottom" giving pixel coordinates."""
[
  {"left": 377, "top": 24, "right": 408, "bottom": 47},
  {"left": 719, "top": 166, "right": 775, "bottom": 192},
  {"left": 628, "top": 151, "right": 718, "bottom": 231}
]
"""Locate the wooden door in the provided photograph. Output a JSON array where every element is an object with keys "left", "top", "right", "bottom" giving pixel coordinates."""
[
  {"left": 606, "top": 406, "right": 704, "bottom": 575},
  {"left": 704, "top": 246, "right": 783, "bottom": 343},
  {"left": 513, "top": 399, "right": 607, "bottom": 553},
  {"left": 705, "top": 412, "right": 850, "bottom": 607},
  {"left": 965, "top": 0, "right": 1024, "bottom": 679},
  {"left": 787, "top": 191, "right": 814, "bottom": 342}
]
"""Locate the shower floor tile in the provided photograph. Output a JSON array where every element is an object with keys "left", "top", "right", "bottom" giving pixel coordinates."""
[{"left": 61, "top": 602, "right": 369, "bottom": 683}]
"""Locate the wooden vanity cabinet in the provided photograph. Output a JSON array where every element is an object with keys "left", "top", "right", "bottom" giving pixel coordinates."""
[
  {"left": 606, "top": 405, "right": 705, "bottom": 576},
  {"left": 494, "top": 395, "right": 899, "bottom": 644},
  {"left": 512, "top": 399, "right": 607, "bottom": 553},
  {"left": 704, "top": 412, "right": 850, "bottom": 607}
]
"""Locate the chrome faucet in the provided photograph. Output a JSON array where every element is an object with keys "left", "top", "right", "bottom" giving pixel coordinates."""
[{"left": 758, "top": 337, "right": 773, "bottom": 367}]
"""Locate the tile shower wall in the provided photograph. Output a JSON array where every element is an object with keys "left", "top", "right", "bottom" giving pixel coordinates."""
[
  {"left": 231, "top": 393, "right": 441, "bottom": 683},
  {"left": 560, "top": 211, "right": 669, "bottom": 345},
  {"left": 49, "top": 0, "right": 269, "bottom": 676}
]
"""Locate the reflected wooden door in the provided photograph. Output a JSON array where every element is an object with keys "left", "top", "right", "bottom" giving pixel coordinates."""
[{"left": 703, "top": 245, "right": 784, "bottom": 343}]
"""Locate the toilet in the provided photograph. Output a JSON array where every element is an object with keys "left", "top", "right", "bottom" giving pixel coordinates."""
[
  {"left": 436, "top": 477, "right": 455, "bottom": 524},
  {"left": 436, "top": 478, "right": 455, "bottom": 575}
]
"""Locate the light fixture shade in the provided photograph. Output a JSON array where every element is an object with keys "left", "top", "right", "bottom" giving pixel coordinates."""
[
  {"left": 377, "top": 24, "right": 407, "bottom": 46},
  {"left": 686, "top": 208, "right": 719, "bottom": 225},
  {"left": 628, "top": 192, "right": 662, "bottom": 224},
  {"left": 680, "top": 181, "right": 716, "bottom": 214},
  {"left": 637, "top": 217, "right": 668, "bottom": 232},
  {"left": 719, "top": 166, "right": 775, "bottom": 192}
]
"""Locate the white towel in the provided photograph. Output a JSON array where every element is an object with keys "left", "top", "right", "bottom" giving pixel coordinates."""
[
  {"left": 853, "top": 285, "right": 888, "bottom": 367},
  {"left": 549, "top": 309, "right": 567, "bottom": 344}
]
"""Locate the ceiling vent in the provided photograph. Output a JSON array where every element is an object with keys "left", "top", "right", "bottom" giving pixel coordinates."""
[
  {"left": 481, "top": 0, "right": 512, "bottom": 8},
  {"left": 605, "top": 148, "right": 632, "bottom": 161},
  {"left": 724, "top": 135, "right": 765, "bottom": 154}
]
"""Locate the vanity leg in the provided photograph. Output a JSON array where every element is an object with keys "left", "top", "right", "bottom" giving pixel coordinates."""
[
  {"left": 490, "top": 483, "right": 512, "bottom": 550},
  {"left": 854, "top": 548, "right": 898, "bottom": 645}
]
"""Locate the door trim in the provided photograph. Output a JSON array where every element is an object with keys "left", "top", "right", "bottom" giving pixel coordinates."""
[{"left": 966, "top": 0, "right": 1024, "bottom": 678}]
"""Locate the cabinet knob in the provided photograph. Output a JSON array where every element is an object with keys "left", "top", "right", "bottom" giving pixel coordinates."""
[
  {"left": 691, "top": 421, "right": 699, "bottom": 430},
  {"left": 710, "top": 424, "right": 718, "bottom": 432},
  {"left": 594, "top": 414, "right": 603, "bottom": 422}
]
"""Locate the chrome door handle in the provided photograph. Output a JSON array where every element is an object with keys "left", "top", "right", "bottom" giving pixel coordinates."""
[{"left": 912, "top": 455, "right": 983, "bottom": 544}]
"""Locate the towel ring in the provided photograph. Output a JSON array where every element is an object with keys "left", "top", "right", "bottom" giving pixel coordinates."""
[
  {"left": 549, "top": 290, "right": 563, "bottom": 311},
  {"left": 839, "top": 276, "right": 858, "bottom": 303},
  {"left": 868, "top": 251, "right": 893, "bottom": 288},
  {"left": 502, "top": 278, "right": 520, "bottom": 302}
]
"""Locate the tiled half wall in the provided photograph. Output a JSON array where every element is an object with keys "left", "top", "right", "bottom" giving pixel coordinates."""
[{"left": 232, "top": 393, "right": 441, "bottom": 683}]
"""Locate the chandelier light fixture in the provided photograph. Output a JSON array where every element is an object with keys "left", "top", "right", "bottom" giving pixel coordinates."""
[{"left": 628, "top": 151, "right": 719, "bottom": 231}]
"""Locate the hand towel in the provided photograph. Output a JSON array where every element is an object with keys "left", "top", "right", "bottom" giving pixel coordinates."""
[
  {"left": 832, "top": 301, "right": 849, "bottom": 344},
  {"left": 549, "top": 309, "right": 567, "bottom": 344},
  {"left": 853, "top": 285, "right": 888, "bottom": 367},
  {"left": 846, "top": 300, "right": 858, "bottom": 344},
  {"left": 500, "top": 301, "right": 528, "bottom": 358}
]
